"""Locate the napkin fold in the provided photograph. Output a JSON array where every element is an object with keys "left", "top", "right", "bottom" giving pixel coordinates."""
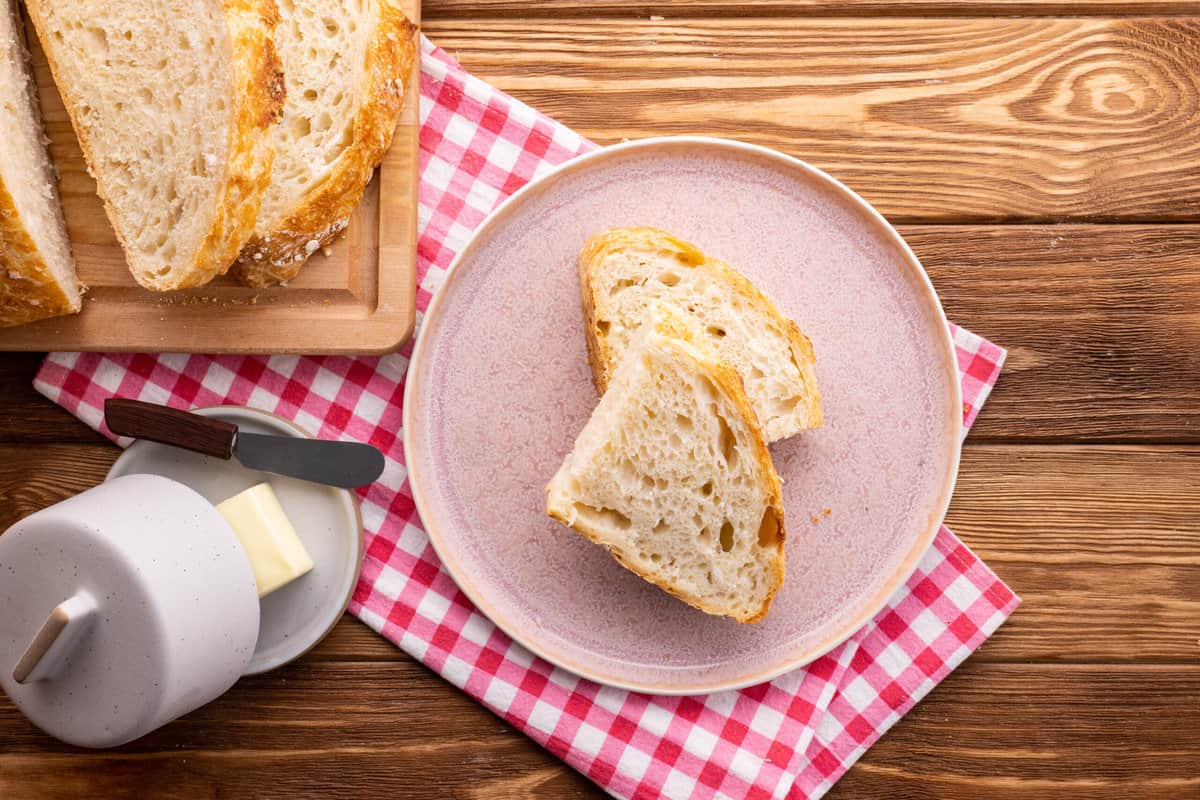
[{"left": 34, "top": 37, "right": 1018, "bottom": 800}]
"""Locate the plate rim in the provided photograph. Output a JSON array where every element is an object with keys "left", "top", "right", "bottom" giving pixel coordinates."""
[
  {"left": 106, "top": 404, "right": 365, "bottom": 675},
  {"left": 404, "top": 135, "right": 963, "bottom": 694}
]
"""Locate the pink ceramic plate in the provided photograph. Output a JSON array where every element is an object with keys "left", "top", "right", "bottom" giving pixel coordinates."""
[{"left": 405, "top": 138, "right": 961, "bottom": 694}]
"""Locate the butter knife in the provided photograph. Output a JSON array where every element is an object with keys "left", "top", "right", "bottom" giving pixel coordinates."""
[{"left": 104, "top": 398, "right": 385, "bottom": 489}]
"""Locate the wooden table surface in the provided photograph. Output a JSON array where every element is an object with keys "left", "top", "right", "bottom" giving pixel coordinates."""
[{"left": 3, "top": 2, "right": 1199, "bottom": 798}]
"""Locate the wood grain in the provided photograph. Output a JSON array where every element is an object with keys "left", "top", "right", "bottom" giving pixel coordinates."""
[
  {"left": 103, "top": 399, "right": 236, "bottom": 459},
  {"left": 828, "top": 663, "right": 1200, "bottom": 799},
  {"left": 425, "top": 17, "right": 1200, "bottom": 223},
  {"left": 911, "top": 225, "right": 1200, "bottom": 443},
  {"left": 4, "top": 5, "right": 1200, "bottom": 798},
  {"left": 4, "top": 442, "right": 1197, "bottom": 664},
  {"left": 3, "top": 225, "right": 1197, "bottom": 444},
  {"left": 0, "top": 662, "right": 1194, "bottom": 800},
  {"left": 428, "top": 1, "right": 1200, "bottom": 17},
  {"left": 0, "top": 354, "right": 106, "bottom": 444},
  {"left": 951, "top": 444, "right": 1200, "bottom": 663},
  {"left": 0, "top": 660, "right": 598, "bottom": 800}
]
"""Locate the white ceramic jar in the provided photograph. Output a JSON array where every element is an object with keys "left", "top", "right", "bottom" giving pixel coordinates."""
[{"left": 0, "top": 474, "right": 261, "bottom": 748}]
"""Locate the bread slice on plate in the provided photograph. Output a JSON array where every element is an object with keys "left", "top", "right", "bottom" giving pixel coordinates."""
[
  {"left": 232, "top": 0, "right": 417, "bottom": 287},
  {"left": 23, "top": 0, "right": 285, "bottom": 291},
  {"left": 579, "top": 226, "right": 823, "bottom": 442},
  {"left": 546, "top": 304, "right": 786, "bottom": 624},
  {"left": 0, "top": 0, "right": 79, "bottom": 327}
]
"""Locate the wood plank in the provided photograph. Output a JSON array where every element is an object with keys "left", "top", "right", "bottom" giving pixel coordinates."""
[
  {"left": 829, "top": 663, "right": 1200, "bottom": 799},
  {"left": 908, "top": 224, "right": 1200, "bottom": 442},
  {"left": 0, "top": 446, "right": 118, "bottom": 525},
  {"left": 951, "top": 444, "right": 1200, "bottom": 663},
  {"left": 0, "top": 660, "right": 598, "bottom": 799},
  {"left": 0, "top": 354, "right": 106, "bottom": 444},
  {"left": 427, "top": 1, "right": 1200, "bottom": 17},
  {"left": 307, "top": 616, "right": 408, "bottom": 662},
  {"left": 5, "top": 443, "right": 1197, "bottom": 663},
  {"left": 423, "top": 17, "right": 1200, "bottom": 223},
  {"left": 4, "top": 224, "right": 1199, "bottom": 443},
  {"left": 0, "top": 662, "right": 1193, "bottom": 799}
]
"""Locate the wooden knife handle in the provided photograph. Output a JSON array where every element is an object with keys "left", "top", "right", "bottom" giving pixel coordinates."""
[{"left": 104, "top": 398, "right": 236, "bottom": 459}]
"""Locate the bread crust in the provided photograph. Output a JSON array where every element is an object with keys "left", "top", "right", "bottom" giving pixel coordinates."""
[
  {"left": 0, "top": 180, "right": 79, "bottom": 327},
  {"left": 0, "top": 1, "right": 79, "bottom": 328},
  {"left": 22, "top": 0, "right": 284, "bottom": 291},
  {"left": 232, "top": 2, "right": 418, "bottom": 287},
  {"left": 547, "top": 311, "right": 787, "bottom": 624},
  {"left": 578, "top": 226, "right": 824, "bottom": 437}
]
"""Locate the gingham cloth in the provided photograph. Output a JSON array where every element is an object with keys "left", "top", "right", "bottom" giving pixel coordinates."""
[{"left": 34, "top": 37, "right": 1019, "bottom": 800}]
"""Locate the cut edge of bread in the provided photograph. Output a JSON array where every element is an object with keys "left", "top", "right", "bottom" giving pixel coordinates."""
[
  {"left": 578, "top": 226, "right": 823, "bottom": 442},
  {"left": 0, "top": 182, "right": 80, "bottom": 327},
  {"left": 22, "top": 0, "right": 285, "bottom": 292},
  {"left": 232, "top": 2, "right": 417, "bottom": 288},
  {"left": 190, "top": 0, "right": 286, "bottom": 290},
  {"left": 546, "top": 304, "right": 786, "bottom": 624},
  {"left": 0, "top": 0, "right": 79, "bottom": 327}
]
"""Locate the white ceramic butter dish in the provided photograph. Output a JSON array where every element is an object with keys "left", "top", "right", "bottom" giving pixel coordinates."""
[
  {"left": 0, "top": 474, "right": 261, "bottom": 748},
  {"left": 106, "top": 405, "right": 365, "bottom": 674}
]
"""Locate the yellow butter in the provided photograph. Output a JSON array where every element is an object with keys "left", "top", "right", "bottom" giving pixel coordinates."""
[{"left": 217, "top": 483, "right": 314, "bottom": 597}]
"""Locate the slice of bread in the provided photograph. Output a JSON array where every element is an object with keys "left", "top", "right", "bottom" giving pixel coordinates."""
[
  {"left": 0, "top": 0, "right": 79, "bottom": 327},
  {"left": 546, "top": 305, "right": 786, "bottom": 624},
  {"left": 23, "top": 0, "right": 285, "bottom": 291},
  {"left": 232, "top": 0, "right": 417, "bottom": 287},
  {"left": 579, "top": 226, "right": 823, "bottom": 442}
]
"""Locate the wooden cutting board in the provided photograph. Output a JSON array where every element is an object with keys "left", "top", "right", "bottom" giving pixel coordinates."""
[{"left": 0, "top": 2, "right": 420, "bottom": 355}]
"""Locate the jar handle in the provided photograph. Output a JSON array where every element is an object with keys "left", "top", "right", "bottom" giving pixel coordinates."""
[{"left": 12, "top": 591, "right": 97, "bottom": 684}]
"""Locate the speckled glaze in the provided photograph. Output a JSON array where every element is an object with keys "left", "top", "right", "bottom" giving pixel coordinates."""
[
  {"left": 106, "top": 406, "right": 365, "bottom": 675},
  {"left": 0, "top": 475, "right": 260, "bottom": 747},
  {"left": 405, "top": 138, "right": 961, "bottom": 693}
]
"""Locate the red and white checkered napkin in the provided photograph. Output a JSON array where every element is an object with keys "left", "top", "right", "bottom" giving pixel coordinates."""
[{"left": 34, "top": 38, "right": 1018, "bottom": 800}]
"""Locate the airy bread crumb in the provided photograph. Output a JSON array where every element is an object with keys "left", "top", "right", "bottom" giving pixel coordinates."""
[
  {"left": 546, "top": 305, "right": 786, "bottom": 624},
  {"left": 579, "top": 226, "right": 823, "bottom": 442},
  {"left": 23, "top": 0, "right": 284, "bottom": 291}
]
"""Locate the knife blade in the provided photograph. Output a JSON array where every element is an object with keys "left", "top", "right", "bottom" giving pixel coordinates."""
[
  {"left": 232, "top": 432, "right": 384, "bottom": 488},
  {"left": 104, "top": 398, "right": 385, "bottom": 489}
]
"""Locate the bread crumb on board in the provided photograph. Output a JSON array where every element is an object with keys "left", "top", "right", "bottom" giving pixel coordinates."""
[{"left": 154, "top": 293, "right": 262, "bottom": 307}]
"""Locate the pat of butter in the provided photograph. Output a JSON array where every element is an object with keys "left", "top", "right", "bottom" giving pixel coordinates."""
[{"left": 217, "top": 483, "right": 313, "bottom": 597}]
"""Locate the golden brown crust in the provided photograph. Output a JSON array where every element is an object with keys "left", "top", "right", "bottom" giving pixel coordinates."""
[
  {"left": 546, "top": 309, "right": 787, "bottom": 624},
  {"left": 232, "top": 3, "right": 418, "bottom": 287},
  {"left": 578, "top": 226, "right": 824, "bottom": 435},
  {"left": 576, "top": 243, "right": 609, "bottom": 395},
  {"left": 23, "top": 0, "right": 283, "bottom": 291},
  {"left": 190, "top": 0, "right": 285, "bottom": 290},
  {"left": 0, "top": 181, "right": 79, "bottom": 327},
  {"left": 784, "top": 318, "right": 823, "bottom": 428}
]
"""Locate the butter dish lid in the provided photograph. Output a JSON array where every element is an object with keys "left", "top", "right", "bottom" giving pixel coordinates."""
[{"left": 0, "top": 475, "right": 261, "bottom": 748}]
